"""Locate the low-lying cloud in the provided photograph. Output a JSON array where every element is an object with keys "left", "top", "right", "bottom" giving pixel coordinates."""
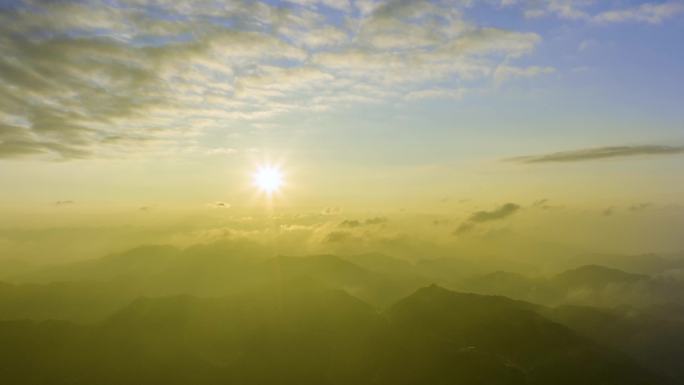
[
  {"left": 469, "top": 203, "right": 521, "bottom": 223},
  {"left": 454, "top": 203, "right": 521, "bottom": 235},
  {"left": 339, "top": 217, "right": 388, "bottom": 228}
]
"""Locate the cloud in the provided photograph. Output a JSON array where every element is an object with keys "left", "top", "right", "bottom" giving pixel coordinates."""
[
  {"left": 469, "top": 203, "right": 521, "bottom": 223},
  {"left": 578, "top": 39, "right": 599, "bottom": 52},
  {"left": 629, "top": 203, "right": 652, "bottom": 212},
  {"left": 594, "top": 2, "right": 684, "bottom": 24},
  {"left": 206, "top": 148, "right": 237, "bottom": 156},
  {"left": 453, "top": 222, "right": 476, "bottom": 235},
  {"left": 321, "top": 207, "right": 342, "bottom": 215},
  {"left": 532, "top": 199, "right": 549, "bottom": 207},
  {"left": 493, "top": 65, "right": 555, "bottom": 83},
  {"left": 454, "top": 202, "right": 521, "bottom": 236},
  {"left": 518, "top": 0, "right": 592, "bottom": 20},
  {"left": 405, "top": 88, "right": 467, "bottom": 101},
  {"left": 54, "top": 200, "right": 75, "bottom": 206},
  {"left": 339, "top": 217, "right": 388, "bottom": 228},
  {"left": 531, "top": 198, "right": 560, "bottom": 210},
  {"left": 4, "top": 1, "right": 677, "bottom": 161},
  {"left": 365, "top": 217, "right": 388, "bottom": 225},
  {"left": 507, "top": 145, "right": 684, "bottom": 164},
  {"left": 339, "top": 220, "right": 362, "bottom": 228},
  {"left": 0, "top": 0, "right": 314, "bottom": 160},
  {"left": 0, "top": 0, "right": 547, "bottom": 160},
  {"left": 514, "top": 0, "right": 684, "bottom": 24},
  {"left": 286, "top": 0, "right": 353, "bottom": 12},
  {"left": 325, "top": 231, "right": 355, "bottom": 243}
]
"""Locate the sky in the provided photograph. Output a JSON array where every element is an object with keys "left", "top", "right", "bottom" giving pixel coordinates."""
[{"left": 1, "top": 0, "right": 683, "bottom": 260}]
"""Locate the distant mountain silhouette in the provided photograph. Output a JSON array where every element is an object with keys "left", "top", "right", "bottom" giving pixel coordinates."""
[
  {"left": 554, "top": 264, "right": 648, "bottom": 288},
  {"left": 379, "top": 285, "right": 661, "bottom": 385},
  {"left": 0, "top": 277, "right": 154, "bottom": 322},
  {"left": 545, "top": 304, "right": 684, "bottom": 383},
  {"left": 461, "top": 264, "right": 683, "bottom": 308},
  {"left": 1, "top": 250, "right": 428, "bottom": 322},
  {"left": 0, "top": 284, "right": 666, "bottom": 385},
  {"left": 0, "top": 243, "right": 681, "bottom": 383},
  {"left": 340, "top": 253, "right": 418, "bottom": 276},
  {"left": 15, "top": 245, "right": 180, "bottom": 283}
]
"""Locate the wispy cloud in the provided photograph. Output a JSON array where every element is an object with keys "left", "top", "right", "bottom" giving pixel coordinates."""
[
  {"left": 594, "top": 2, "right": 684, "bottom": 24},
  {"left": 0, "top": 0, "right": 544, "bottom": 160},
  {"left": 211, "top": 202, "right": 231, "bottom": 209},
  {"left": 514, "top": 0, "right": 684, "bottom": 24},
  {"left": 506, "top": 145, "right": 684, "bottom": 164},
  {"left": 1, "top": 0, "right": 679, "bottom": 161},
  {"left": 325, "top": 231, "right": 355, "bottom": 243},
  {"left": 454, "top": 202, "right": 521, "bottom": 235},
  {"left": 339, "top": 217, "right": 388, "bottom": 228},
  {"left": 469, "top": 203, "right": 521, "bottom": 223},
  {"left": 321, "top": 207, "right": 342, "bottom": 216},
  {"left": 493, "top": 65, "right": 555, "bottom": 83}
]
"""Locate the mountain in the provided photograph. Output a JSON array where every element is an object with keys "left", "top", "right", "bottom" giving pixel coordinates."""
[
  {"left": 340, "top": 253, "right": 418, "bottom": 276},
  {"left": 266, "top": 254, "right": 426, "bottom": 306},
  {"left": 0, "top": 280, "right": 385, "bottom": 385},
  {"left": 14, "top": 245, "right": 180, "bottom": 284},
  {"left": 460, "top": 271, "right": 559, "bottom": 303},
  {"left": 459, "top": 264, "right": 684, "bottom": 309},
  {"left": 0, "top": 258, "right": 36, "bottom": 280},
  {"left": 0, "top": 280, "right": 141, "bottom": 322},
  {"left": 378, "top": 285, "right": 661, "bottom": 385},
  {"left": 0, "top": 284, "right": 665, "bottom": 385},
  {"left": 549, "top": 265, "right": 683, "bottom": 308},
  {"left": 545, "top": 304, "right": 684, "bottom": 383},
  {"left": 1, "top": 240, "right": 681, "bottom": 384},
  {"left": 0, "top": 251, "right": 428, "bottom": 323},
  {"left": 567, "top": 252, "right": 684, "bottom": 276},
  {"left": 553, "top": 265, "right": 648, "bottom": 289}
]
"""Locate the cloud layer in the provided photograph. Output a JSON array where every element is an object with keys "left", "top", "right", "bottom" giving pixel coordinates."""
[
  {"left": 507, "top": 145, "right": 684, "bottom": 164},
  {"left": 1, "top": 0, "right": 680, "bottom": 160},
  {"left": 0, "top": 0, "right": 548, "bottom": 160}
]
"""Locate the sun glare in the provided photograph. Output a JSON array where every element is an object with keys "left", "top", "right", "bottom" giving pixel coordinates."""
[{"left": 253, "top": 165, "right": 284, "bottom": 194}]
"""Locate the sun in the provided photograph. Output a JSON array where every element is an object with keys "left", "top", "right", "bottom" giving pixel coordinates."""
[{"left": 253, "top": 165, "right": 284, "bottom": 194}]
